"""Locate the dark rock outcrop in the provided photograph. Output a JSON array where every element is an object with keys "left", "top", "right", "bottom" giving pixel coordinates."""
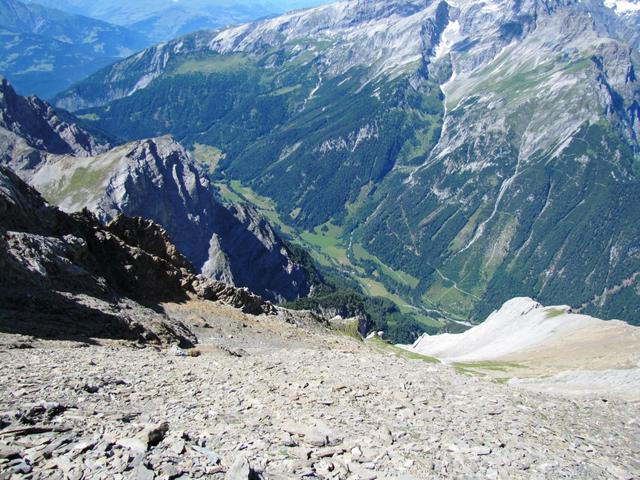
[{"left": 0, "top": 166, "right": 275, "bottom": 344}]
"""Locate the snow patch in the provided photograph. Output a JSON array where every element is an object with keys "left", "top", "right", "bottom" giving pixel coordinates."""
[
  {"left": 604, "top": 0, "right": 640, "bottom": 14},
  {"left": 433, "top": 20, "right": 461, "bottom": 60},
  {"left": 405, "top": 297, "right": 608, "bottom": 361}
]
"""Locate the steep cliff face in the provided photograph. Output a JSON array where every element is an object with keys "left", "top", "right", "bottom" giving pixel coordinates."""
[
  {"left": 0, "top": 79, "right": 314, "bottom": 302},
  {"left": 0, "top": 76, "right": 108, "bottom": 172},
  {"left": 0, "top": 166, "right": 196, "bottom": 345},
  {"left": 202, "top": 203, "right": 311, "bottom": 302},
  {"left": 53, "top": 0, "right": 640, "bottom": 324}
]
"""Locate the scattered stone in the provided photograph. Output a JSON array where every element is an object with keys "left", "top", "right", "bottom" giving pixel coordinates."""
[
  {"left": 469, "top": 446, "right": 492, "bottom": 456},
  {"left": 116, "top": 437, "right": 147, "bottom": 454},
  {"left": 312, "top": 446, "right": 345, "bottom": 459},
  {"left": 303, "top": 429, "right": 328, "bottom": 447},
  {"left": 170, "top": 345, "right": 187, "bottom": 357},
  {"left": 7, "top": 459, "right": 33, "bottom": 475},
  {"left": 225, "top": 455, "right": 262, "bottom": 480},
  {"left": 170, "top": 439, "right": 186, "bottom": 455},
  {"left": 221, "top": 346, "right": 247, "bottom": 358},
  {"left": 191, "top": 445, "right": 222, "bottom": 464},
  {"left": 0, "top": 299, "right": 637, "bottom": 480},
  {"left": 83, "top": 383, "right": 100, "bottom": 394},
  {"left": 134, "top": 463, "right": 155, "bottom": 480}
]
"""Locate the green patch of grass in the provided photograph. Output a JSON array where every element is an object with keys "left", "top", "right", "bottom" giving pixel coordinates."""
[
  {"left": 545, "top": 308, "right": 566, "bottom": 319},
  {"left": 422, "top": 280, "right": 477, "bottom": 320},
  {"left": 453, "top": 361, "right": 527, "bottom": 374},
  {"left": 300, "top": 223, "right": 350, "bottom": 266},
  {"left": 290, "top": 207, "right": 301, "bottom": 219},
  {"left": 48, "top": 166, "right": 104, "bottom": 203},
  {"left": 345, "top": 182, "right": 373, "bottom": 219},
  {"left": 352, "top": 243, "right": 419, "bottom": 288},
  {"left": 411, "top": 313, "right": 445, "bottom": 329},
  {"left": 226, "top": 180, "right": 295, "bottom": 236},
  {"left": 357, "top": 277, "right": 414, "bottom": 313},
  {"left": 215, "top": 182, "right": 244, "bottom": 204},
  {"left": 192, "top": 143, "right": 225, "bottom": 173},
  {"left": 76, "top": 113, "right": 99, "bottom": 121},
  {"left": 330, "top": 318, "right": 362, "bottom": 342},
  {"left": 368, "top": 336, "right": 439, "bottom": 363},
  {"left": 43, "top": 154, "right": 121, "bottom": 206},
  {"left": 493, "top": 377, "right": 510, "bottom": 384},
  {"left": 268, "top": 85, "right": 302, "bottom": 96},
  {"left": 449, "top": 207, "right": 483, "bottom": 252}
]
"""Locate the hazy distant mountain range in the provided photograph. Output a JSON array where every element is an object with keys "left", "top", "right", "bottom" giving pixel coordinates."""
[
  {"left": 0, "top": 0, "right": 329, "bottom": 99},
  {"left": 0, "top": 0, "right": 149, "bottom": 98},
  {"left": 25, "top": 0, "right": 328, "bottom": 42}
]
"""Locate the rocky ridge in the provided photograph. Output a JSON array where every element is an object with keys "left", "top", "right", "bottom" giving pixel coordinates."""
[
  {"left": 0, "top": 75, "right": 108, "bottom": 164},
  {"left": 0, "top": 165, "right": 284, "bottom": 346},
  {"left": 0, "top": 78, "right": 313, "bottom": 303}
]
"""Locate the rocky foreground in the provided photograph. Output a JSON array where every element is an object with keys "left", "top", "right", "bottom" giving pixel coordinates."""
[{"left": 1, "top": 299, "right": 639, "bottom": 480}]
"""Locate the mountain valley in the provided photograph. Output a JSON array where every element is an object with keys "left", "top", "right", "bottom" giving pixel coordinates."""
[
  {"left": 56, "top": 0, "right": 640, "bottom": 327},
  {"left": 1, "top": 1, "right": 640, "bottom": 478}
]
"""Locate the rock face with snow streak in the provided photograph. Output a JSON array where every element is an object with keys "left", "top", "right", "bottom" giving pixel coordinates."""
[{"left": 0, "top": 78, "right": 312, "bottom": 303}]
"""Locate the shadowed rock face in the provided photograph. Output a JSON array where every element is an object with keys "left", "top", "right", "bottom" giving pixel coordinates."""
[
  {"left": 0, "top": 76, "right": 107, "bottom": 159},
  {"left": 0, "top": 166, "right": 278, "bottom": 344},
  {"left": 203, "top": 203, "right": 311, "bottom": 302},
  {"left": 0, "top": 78, "right": 313, "bottom": 303},
  {"left": 0, "top": 166, "right": 197, "bottom": 345}
]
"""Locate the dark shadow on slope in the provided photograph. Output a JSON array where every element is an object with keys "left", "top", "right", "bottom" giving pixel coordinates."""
[{"left": 0, "top": 289, "right": 140, "bottom": 345}]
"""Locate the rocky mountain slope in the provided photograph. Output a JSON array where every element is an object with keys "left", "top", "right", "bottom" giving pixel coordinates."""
[
  {"left": 0, "top": 77, "right": 313, "bottom": 303},
  {"left": 0, "top": 0, "right": 149, "bottom": 98},
  {"left": 1, "top": 165, "right": 194, "bottom": 345},
  {"left": 1, "top": 295, "right": 639, "bottom": 478},
  {"left": 54, "top": 0, "right": 640, "bottom": 327}
]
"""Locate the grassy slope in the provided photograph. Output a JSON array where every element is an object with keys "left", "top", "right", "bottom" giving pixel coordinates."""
[{"left": 216, "top": 179, "right": 444, "bottom": 332}]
